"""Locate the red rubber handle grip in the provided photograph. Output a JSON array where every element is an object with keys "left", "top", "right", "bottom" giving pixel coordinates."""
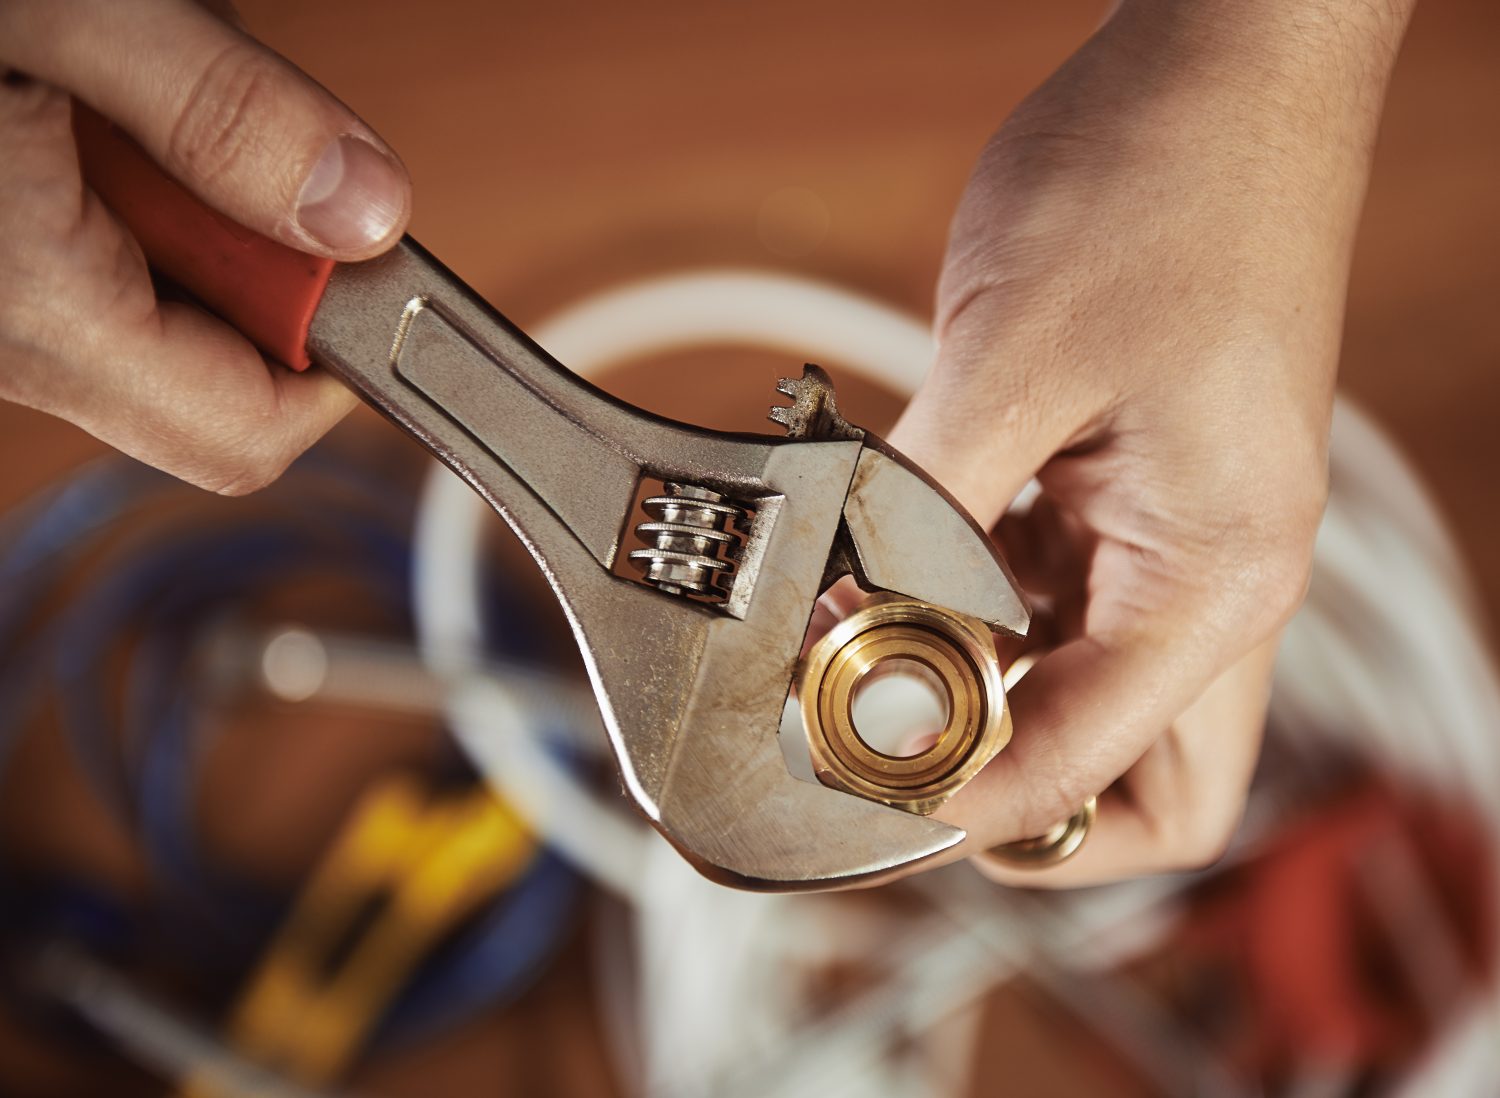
[{"left": 72, "top": 103, "right": 334, "bottom": 371}]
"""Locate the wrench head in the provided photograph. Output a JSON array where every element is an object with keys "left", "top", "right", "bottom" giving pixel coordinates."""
[
  {"left": 574, "top": 367, "right": 1028, "bottom": 890},
  {"left": 572, "top": 438, "right": 969, "bottom": 890}
]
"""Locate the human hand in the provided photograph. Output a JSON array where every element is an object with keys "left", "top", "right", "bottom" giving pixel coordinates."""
[
  {"left": 0, "top": 0, "right": 410, "bottom": 494},
  {"left": 889, "top": 0, "right": 1414, "bottom": 885}
]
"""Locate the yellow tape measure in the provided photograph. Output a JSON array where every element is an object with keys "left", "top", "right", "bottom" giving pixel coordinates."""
[{"left": 181, "top": 778, "right": 533, "bottom": 1095}]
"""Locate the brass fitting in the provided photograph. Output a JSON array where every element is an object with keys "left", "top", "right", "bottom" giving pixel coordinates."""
[{"left": 798, "top": 595, "right": 1011, "bottom": 815}]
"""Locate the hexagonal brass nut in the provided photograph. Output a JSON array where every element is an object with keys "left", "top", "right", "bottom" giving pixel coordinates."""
[{"left": 797, "top": 595, "right": 1012, "bottom": 815}]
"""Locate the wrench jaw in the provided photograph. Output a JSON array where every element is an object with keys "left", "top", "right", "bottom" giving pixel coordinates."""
[
  {"left": 768, "top": 366, "right": 1030, "bottom": 638},
  {"left": 655, "top": 784, "right": 964, "bottom": 894},
  {"left": 837, "top": 441, "right": 1031, "bottom": 640}
]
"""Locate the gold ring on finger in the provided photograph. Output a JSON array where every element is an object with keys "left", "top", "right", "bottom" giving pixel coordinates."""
[{"left": 981, "top": 795, "right": 1097, "bottom": 869}]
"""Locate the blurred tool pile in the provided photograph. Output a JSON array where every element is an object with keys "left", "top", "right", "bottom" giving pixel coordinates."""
[
  {"left": 0, "top": 272, "right": 1496, "bottom": 1097},
  {"left": 0, "top": 447, "right": 581, "bottom": 1094}
]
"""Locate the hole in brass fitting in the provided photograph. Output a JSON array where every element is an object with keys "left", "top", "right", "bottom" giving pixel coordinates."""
[
  {"left": 798, "top": 595, "right": 1011, "bottom": 815},
  {"left": 849, "top": 657, "right": 951, "bottom": 758}
]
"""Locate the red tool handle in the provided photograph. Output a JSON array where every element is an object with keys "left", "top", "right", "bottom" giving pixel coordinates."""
[{"left": 72, "top": 103, "right": 334, "bottom": 370}]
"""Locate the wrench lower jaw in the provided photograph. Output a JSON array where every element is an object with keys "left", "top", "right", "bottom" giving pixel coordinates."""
[{"left": 651, "top": 772, "right": 967, "bottom": 893}]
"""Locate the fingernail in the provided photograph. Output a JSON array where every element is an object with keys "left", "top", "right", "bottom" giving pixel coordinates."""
[{"left": 296, "top": 135, "right": 407, "bottom": 252}]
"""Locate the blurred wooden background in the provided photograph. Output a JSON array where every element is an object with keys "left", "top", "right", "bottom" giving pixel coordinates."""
[
  {"left": 5, "top": 0, "right": 1495, "bottom": 620},
  {"left": 0, "top": 2, "right": 1495, "bottom": 1094}
]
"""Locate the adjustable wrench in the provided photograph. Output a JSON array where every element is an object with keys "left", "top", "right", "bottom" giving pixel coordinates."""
[{"left": 74, "top": 107, "right": 1028, "bottom": 890}]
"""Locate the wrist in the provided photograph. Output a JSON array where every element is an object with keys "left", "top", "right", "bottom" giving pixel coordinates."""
[
  {"left": 1104, "top": 0, "right": 1414, "bottom": 121},
  {"left": 990, "top": 0, "right": 1416, "bottom": 237}
]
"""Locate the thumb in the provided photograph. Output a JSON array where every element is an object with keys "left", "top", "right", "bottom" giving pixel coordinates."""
[
  {"left": 5, "top": 0, "right": 409, "bottom": 259},
  {"left": 887, "top": 290, "right": 1104, "bottom": 530}
]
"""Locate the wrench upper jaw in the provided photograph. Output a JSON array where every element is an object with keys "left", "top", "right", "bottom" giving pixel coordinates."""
[
  {"left": 767, "top": 365, "right": 1025, "bottom": 635},
  {"left": 837, "top": 439, "right": 1030, "bottom": 638}
]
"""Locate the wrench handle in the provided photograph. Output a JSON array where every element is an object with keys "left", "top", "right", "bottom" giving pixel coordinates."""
[{"left": 72, "top": 102, "right": 334, "bottom": 371}]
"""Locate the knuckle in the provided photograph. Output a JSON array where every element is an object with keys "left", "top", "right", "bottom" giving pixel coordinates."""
[
  {"left": 1170, "top": 830, "right": 1232, "bottom": 874},
  {"left": 1163, "top": 807, "right": 1241, "bottom": 873},
  {"left": 1204, "top": 482, "right": 1324, "bottom": 638},
  {"left": 167, "top": 42, "right": 280, "bottom": 187},
  {"left": 1015, "top": 775, "right": 1094, "bottom": 845},
  {"left": 1262, "top": 544, "right": 1316, "bottom": 622},
  {"left": 202, "top": 446, "right": 291, "bottom": 497},
  {"left": 1231, "top": 521, "right": 1319, "bottom": 635},
  {"left": 192, "top": 411, "right": 299, "bottom": 497}
]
